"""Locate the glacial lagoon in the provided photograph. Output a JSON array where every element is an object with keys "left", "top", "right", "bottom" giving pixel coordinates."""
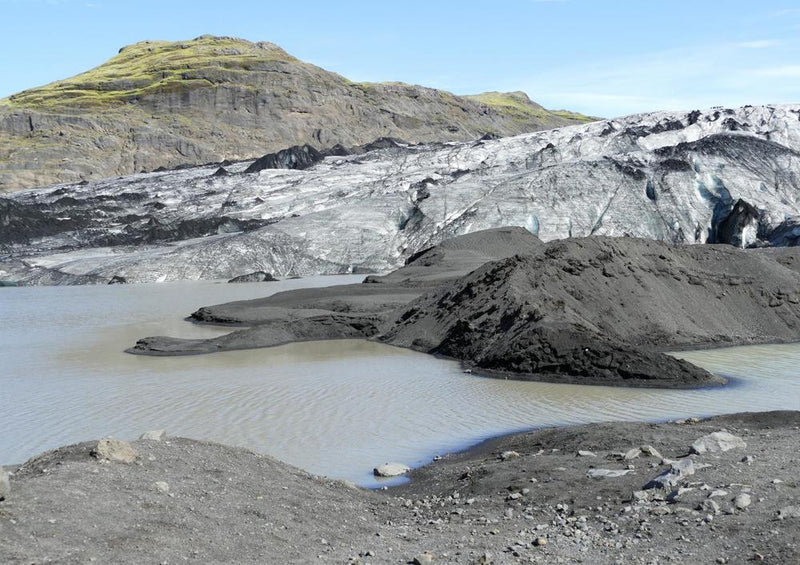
[{"left": 2, "top": 276, "right": 799, "bottom": 487}]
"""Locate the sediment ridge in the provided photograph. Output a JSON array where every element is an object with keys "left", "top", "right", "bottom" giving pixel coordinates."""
[{"left": 128, "top": 228, "right": 800, "bottom": 388}]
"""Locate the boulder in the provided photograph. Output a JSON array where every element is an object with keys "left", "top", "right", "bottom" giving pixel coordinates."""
[
  {"left": 91, "top": 438, "right": 138, "bottom": 464},
  {"left": 373, "top": 462, "right": 410, "bottom": 477},
  {"left": 690, "top": 431, "right": 746, "bottom": 454}
]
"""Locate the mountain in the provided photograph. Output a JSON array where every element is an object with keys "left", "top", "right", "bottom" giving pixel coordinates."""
[
  {"left": 0, "top": 35, "right": 593, "bottom": 192},
  {"left": 1, "top": 103, "right": 798, "bottom": 285}
]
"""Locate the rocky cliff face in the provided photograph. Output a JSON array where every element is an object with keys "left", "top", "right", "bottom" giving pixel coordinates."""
[
  {"left": 0, "top": 35, "right": 592, "bottom": 192},
  {"left": 1, "top": 103, "right": 798, "bottom": 285}
]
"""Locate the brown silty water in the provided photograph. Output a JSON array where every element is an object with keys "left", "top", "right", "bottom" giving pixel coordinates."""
[{"left": 1, "top": 276, "right": 798, "bottom": 486}]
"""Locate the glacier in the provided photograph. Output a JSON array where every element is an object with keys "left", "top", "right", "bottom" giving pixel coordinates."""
[{"left": 1, "top": 103, "right": 799, "bottom": 285}]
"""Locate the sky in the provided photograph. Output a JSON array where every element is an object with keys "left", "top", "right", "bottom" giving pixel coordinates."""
[{"left": 0, "top": 0, "right": 798, "bottom": 118}]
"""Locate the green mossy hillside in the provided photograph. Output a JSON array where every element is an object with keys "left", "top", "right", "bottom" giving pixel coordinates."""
[{"left": 5, "top": 36, "right": 297, "bottom": 109}]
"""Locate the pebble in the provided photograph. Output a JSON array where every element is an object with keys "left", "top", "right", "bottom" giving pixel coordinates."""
[
  {"left": 734, "top": 493, "right": 751, "bottom": 510},
  {"left": 587, "top": 469, "right": 632, "bottom": 479},
  {"left": 91, "top": 438, "right": 138, "bottom": 464},
  {"left": 477, "top": 552, "right": 493, "bottom": 564},
  {"left": 777, "top": 505, "right": 800, "bottom": 520},
  {"left": 373, "top": 462, "right": 410, "bottom": 477},
  {"left": 154, "top": 481, "right": 170, "bottom": 494},
  {"left": 140, "top": 429, "right": 167, "bottom": 441},
  {"left": 413, "top": 552, "right": 434, "bottom": 565},
  {"left": 623, "top": 448, "right": 641, "bottom": 460},
  {"left": 500, "top": 451, "right": 520, "bottom": 461},
  {"left": 577, "top": 450, "right": 597, "bottom": 457},
  {"left": 0, "top": 466, "right": 10, "bottom": 501},
  {"left": 533, "top": 537, "right": 548, "bottom": 547}
]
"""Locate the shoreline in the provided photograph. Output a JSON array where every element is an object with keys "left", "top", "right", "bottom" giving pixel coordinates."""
[{"left": 3, "top": 410, "right": 799, "bottom": 563}]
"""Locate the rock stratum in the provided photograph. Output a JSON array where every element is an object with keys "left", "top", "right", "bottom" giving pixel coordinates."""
[
  {"left": 1, "top": 103, "right": 799, "bottom": 286},
  {"left": 129, "top": 229, "right": 800, "bottom": 388},
  {"left": 0, "top": 35, "right": 592, "bottom": 192}
]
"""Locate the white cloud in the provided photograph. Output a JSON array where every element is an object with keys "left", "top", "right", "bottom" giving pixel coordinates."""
[
  {"left": 753, "top": 65, "right": 800, "bottom": 77},
  {"left": 514, "top": 39, "right": 800, "bottom": 118},
  {"left": 736, "top": 40, "right": 780, "bottom": 49}
]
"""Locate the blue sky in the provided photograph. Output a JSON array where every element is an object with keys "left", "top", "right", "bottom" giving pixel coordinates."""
[{"left": 0, "top": 0, "right": 798, "bottom": 118}]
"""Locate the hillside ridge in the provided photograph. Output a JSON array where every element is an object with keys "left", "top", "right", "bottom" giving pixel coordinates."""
[{"left": 0, "top": 35, "right": 593, "bottom": 192}]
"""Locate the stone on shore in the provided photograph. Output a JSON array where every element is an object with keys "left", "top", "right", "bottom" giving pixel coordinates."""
[
  {"left": 413, "top": 551, "right": 435, "bottom": 564},
  {"left": 778, "top": 506, "right": 800, "bottom": 520},
  {"left": 734, "top": 493, "right": 752, "bottom": 510},
  {"left": 373, "top": 462, "right": 410, "bottom": 477},
  {"left": 91, "top": 438, "right": 138, "bottom": 464},
  {"left": 644, "top": 458, "right": 695, "bottom": 489},
  {"left": 0, "top": 466, "right": 10, "bottom": 501},
  {"left": 140, "top": 429, "right": 167, "bottom": 441},
  {"left": 587, "top": 469, "right": 632, "bottom": 479},
  {"left": 690, "top": 431, "right": 746, "bottom": 454}
]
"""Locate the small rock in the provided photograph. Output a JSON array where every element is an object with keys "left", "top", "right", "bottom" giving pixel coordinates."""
[
  {"left": 154, "top": 481, "right": 170, "bottom": 494},
  {"left": 577, "top": 450, "right": 597, "bottom": 457},
  {"left": 140, "top": 430, "right": 167, "bottom": 441},
  {"left": 644, "top": 458, "right": 694, "bottom": 490},
  {"left": 500, "top": 450, "right": 520, "bottom": 461},
  {"left": 507, "top": 492, "right": 523, "bottom": 501},
  {"left": 413, "top": 551, "right": 434, "bottom": 565},
  {"left": 632, "top": 490, "right": 651, "bottom": 502},
  {"left": 0, "top": 466, "right": 10, "bottom": 501},
  {"left": 640, "top": 445, "right": 664, "bottom": 460},
  {"left": 699, "top": 499, "right": 720, "bottom": 515},
  {"left": 91, "top": 438, "right": 138, "bottom": 464},
  {"left": 477, "top": 552, "right": 493, "bottom": 565},
  {"left": 623, "top": 448, "right": 641, "bottom": 460},
  {"left": 373, "top": 462, "right": 410, "bottom": 477},
  {"left": 533, "top": 537, "right": 548, "bottom": 547},
  {"left": 741, "top": 455, "right": 754, "bottom": 464},
  {"left": 690, "top": 431, "right": 746, "bottom": 454},
  {"left": 708, "top": 489, "right": 728, "bottom": 498},
  {"left": 777, "top": 505, "right": 800, "bottom": 520},
  {"left": 587, "top": 468, "right": 632, "bottom": 479},
  {"left": 734, "top": 493, "right": 751, "bottom": 510}
]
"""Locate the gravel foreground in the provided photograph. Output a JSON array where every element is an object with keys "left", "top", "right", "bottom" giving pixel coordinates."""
[{"left": 1, "top": 411, "right": 799, "bottom": 564}]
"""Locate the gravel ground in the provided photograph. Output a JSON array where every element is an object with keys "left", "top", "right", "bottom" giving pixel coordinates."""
[{"left": 1, "top": 411, "right": 798, "bottom": 564}]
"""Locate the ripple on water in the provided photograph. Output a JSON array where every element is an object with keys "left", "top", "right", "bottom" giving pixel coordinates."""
[{"left": 2, "top": 278, "right": 799, "bottom": 487}]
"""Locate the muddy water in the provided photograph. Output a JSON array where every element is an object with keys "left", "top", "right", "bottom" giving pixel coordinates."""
[{"left": 1, "top": 278, "right": 799, "bottom": 487}]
